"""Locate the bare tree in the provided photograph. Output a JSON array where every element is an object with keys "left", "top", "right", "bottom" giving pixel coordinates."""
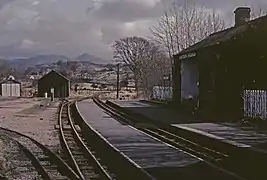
[
  {"left": 137, "top": 43, "right": 171, "bottom": 98},
  {"left": 112, "top": 37, "right": 170, "bottom": 97},
  {"left": 150, "top": 0, "right": 225, "bottom": 62},
  {"left": 251, "top": 5, "right": 267, "bottom": 19},
  {"left": 112, "top": 37, "right": 151, "bottom": 92}
]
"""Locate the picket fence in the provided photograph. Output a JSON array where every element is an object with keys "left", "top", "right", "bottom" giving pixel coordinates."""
[
  {"left": 243, "top": 90, "right": 267, "bottom": 119},
  {"left": 152, "top": 86, "right": 173, "bottom": 101},
  {"left": 151, "top": 88, "right": 267, "bottom": 119}
]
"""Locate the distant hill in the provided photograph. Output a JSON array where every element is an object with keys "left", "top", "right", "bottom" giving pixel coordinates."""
[
  {"left": 7, "top": 53, "right": 109, "bottom": 71},
  {"left": 104, "top": 63, "right": 117, "bottom": 69},
  {"left": 74, "top": 53, "right": 108, "bottom": 64},
  {"left": 8, "top": 54, "right": 70, "bottom": 70}
]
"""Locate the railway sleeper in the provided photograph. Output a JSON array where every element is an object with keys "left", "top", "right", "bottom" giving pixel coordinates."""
[
  {"left": 39, "top": 160, "right": 52, "bottom": 166},
  {"left": 52, "top": 177, "right": 70, "bottom": 180},
  {"left": 83, "top": 173, "right": 101, "bottom": 179},
  {"left": 62, "top": 102, "right": 115, "bottom": 179},
  {"left": 16, "top": 166, "right": 37, "bottom": 172},
  {"left": 71, "top": 151, "right": 84, "bottom": 156},
  {"left": 62, "top": 131, "right": 73, "bottom": 136},
  {"left": 36, "top": 155, "right": 50, "bottom": 161},
  {"left": 15, "top": 160, "right": 33, "bottom": 166},
  {"left": 67, "top": 141, "right": 79, "bottom": 147}
]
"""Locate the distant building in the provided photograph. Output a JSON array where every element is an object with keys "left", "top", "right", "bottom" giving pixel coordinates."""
[
  {"left": 29, "top": 74, "right": 42, "bottom": 80},
  {"left": 0, "top": 77, "right": 21, "bottom": 97},
  {"left": 38, "top": 70, "right": 70, "bottom": 98}
]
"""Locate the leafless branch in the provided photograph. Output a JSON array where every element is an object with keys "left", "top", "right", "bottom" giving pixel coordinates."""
[
  {"left": 251, "top": 5, "right": 267, "bottom": 19},
  {"left": 111, "top": 37, "right": 171, "bottom": 97},
  {"left": 149, "top": 0, "right": 225, "bottom": 61}
]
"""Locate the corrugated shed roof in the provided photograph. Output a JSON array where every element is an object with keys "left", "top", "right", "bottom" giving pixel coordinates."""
[
  {"left": 176, "top": 14, "right": 267, "bottom": 57},
  {"left": 0, "top": 79, "right": 21, "bottom": 84}
]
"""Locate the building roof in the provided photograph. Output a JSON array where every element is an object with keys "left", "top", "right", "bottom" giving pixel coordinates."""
[
  {"left": 38, "top": 70, "right": 70, "bottom": 82},
  {"left": 0, "top": 79, "right": 21, "bottom": 84},
  {"left": 175, "top": 14, "right": 267, "bottom": 58}
]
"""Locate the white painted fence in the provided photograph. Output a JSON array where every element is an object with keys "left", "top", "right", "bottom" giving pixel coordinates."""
[
  {"left": 243, "top": 90, "right": 267, "bottom": 119},
  {"left": 152, "top": 86, "right": 173, "bottom": 101}
]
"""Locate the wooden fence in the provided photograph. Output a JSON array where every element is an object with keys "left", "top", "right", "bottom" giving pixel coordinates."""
[{"left": 243, "top": 90, "right": 267, "bottom": 119}]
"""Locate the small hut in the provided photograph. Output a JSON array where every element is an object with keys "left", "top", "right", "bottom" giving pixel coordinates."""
[
  {"left": 0, "top": 76, "right": 21, "bottom": 97},
  {"left": 38, "top": 70, "right": 70, "bottom": 98}
]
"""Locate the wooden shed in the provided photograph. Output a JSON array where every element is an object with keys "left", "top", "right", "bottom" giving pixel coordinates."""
[
  {"left": 0, "top": 78, "right": 21, "bottom": 97},
  {"left": 38, "top": 70, "right": 70, "bottom": 98},
  {"left": 173, "top": 7, "right": 267, "bottom": 120}
]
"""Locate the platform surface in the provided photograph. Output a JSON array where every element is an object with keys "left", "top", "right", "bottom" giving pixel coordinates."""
[
  {"left": 77, "top": 100, "right": 238, "bottom": 179},
  {"left": 111, "top": 100, "right": 200, "bottom": 124},
  {"left": 78, "top": 100, "right": 198, "bottom": 168},
  {"left": 112, "top": 100, "right": 267, "bottom": 150},
  {"left": 172, "top": 123, "right": 267, "bottom": 148},
  {"left": 112, "top": 100, "right": 158, "bottom": 108}
]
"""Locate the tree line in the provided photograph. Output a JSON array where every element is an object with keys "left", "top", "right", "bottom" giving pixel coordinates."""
[{"left": 112, "top": 0, "right": 266, "bottom": 98}]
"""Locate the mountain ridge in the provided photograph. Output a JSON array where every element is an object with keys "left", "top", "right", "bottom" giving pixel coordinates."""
[
  {"left": 7, "top": 53, "right": 109, "bottom": 70},
  {"left": 74, "top": 53, "right": 108, "bottom": 64}
]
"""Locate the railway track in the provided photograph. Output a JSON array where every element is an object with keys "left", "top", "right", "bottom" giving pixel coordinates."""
[
  {"left": 71, "top": 100, "right": 157, "bottom": 180},
  {"left": 60, "top": 99, "right": 156, "bottom": 180},
  {"left": 92, "top": 97, "right": 248, "bottom": 180},
  {"left": 59, "top": 101, "right": 113, "bottom": 180},
  {"left": 101, "top": 98, "right": 267, "bottom": 179},
  {"left": 0, "top": 127, "right": 80, "bottom": 180}
]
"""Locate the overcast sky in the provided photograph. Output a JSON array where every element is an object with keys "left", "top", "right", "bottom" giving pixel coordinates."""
[{"left": 0, "top": 0, "right": 266, "bottom": 60}]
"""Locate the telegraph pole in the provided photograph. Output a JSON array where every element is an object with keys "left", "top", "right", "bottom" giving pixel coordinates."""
[{"left": 116, "top": 63, "right": 120, "bottom": 99}]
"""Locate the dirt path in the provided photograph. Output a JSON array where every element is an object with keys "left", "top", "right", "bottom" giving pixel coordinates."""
[{"left": 0, "top": 98, "right": 60, "bottom": 149}]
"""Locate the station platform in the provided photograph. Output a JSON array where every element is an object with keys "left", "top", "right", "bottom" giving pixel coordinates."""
[
  {"left": 110, "top": 100, "right": 200, "bottom": 124},
  {"left": 108, "top": 100, "right": 267, "bottom": 150},
  {"left": 172, "top": 123, "right": 267, "bottom": 148},
  {"left": 77, "top": 99, "right": 237, "bottom": 180}
]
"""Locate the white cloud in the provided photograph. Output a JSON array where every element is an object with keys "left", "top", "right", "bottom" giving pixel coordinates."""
[
  {"left": 20, "top": 39, "right": 34, "bottom": 49},
  {"left": 126, "top": 0, "right": 161, "bottom": 7}
]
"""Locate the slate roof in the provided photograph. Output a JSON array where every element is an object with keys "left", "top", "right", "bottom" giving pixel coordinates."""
[
  {"left": 38, "top": 70, "right": 70, "bottom": 82},
  {"left": 176, "top": 14, "right": 267, "bottom": 57}
]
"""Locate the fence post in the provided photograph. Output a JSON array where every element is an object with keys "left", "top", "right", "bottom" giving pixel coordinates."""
[{"left": 265, "top": 91, "right": 267, "bottom": 119}]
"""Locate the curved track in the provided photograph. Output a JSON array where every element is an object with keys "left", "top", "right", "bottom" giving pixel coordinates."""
[
  {"left": 59, "top": 101, "right": 113, "bottom": 180},
  {"left": 72, "top": 100, "right": 156, "bottom": 180},
  {"left": 0, "top": 127, "right": 80, "bottom": 180}
]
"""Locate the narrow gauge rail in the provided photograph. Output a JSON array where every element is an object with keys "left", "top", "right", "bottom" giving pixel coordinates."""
[
  {"left": 100, "top": 98, "right": 267, "bottom": 180},
  {"left": 0, "top": 127, "right": 80, "bottom": 180},
  {"left": 92, "top": 97, "right": 245, "bottom": 180},
  {"left": 59, "top": 101, "right": 113, "bottom": 180},
  {"left": 72, "top": 101, "right": 156, "bottom": 180}
]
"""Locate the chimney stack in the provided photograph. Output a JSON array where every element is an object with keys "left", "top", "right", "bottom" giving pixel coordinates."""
[{"left": 234, "top": 7, "right": 251, "bottom": 26}]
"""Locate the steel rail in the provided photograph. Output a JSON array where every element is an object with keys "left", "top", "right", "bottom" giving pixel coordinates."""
[
  {"left": 92, "top": 97, "right": 245, "bottom": 180},
  {"left": 59, "top": 102, "right": 85, "bottom": 180},
  {"left": 67, "top": 102, "right": 112, "bottom": 179},
  {"left": 0, "top": 126, "right": 80, "bottom": 180},
  {"left": 74, "top": 99, "right": 156, "bottom": 180}
]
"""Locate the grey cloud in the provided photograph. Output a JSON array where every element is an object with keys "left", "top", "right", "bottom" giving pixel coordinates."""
[
  {"left": 92, "top": 0, "right": 164, "bottom": 22},
  {"left": 0, "top": 0, "right": 267, "bottom": 61},
  {"left": 0, "top": 0, "right": 14, "bottom": 9}
]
